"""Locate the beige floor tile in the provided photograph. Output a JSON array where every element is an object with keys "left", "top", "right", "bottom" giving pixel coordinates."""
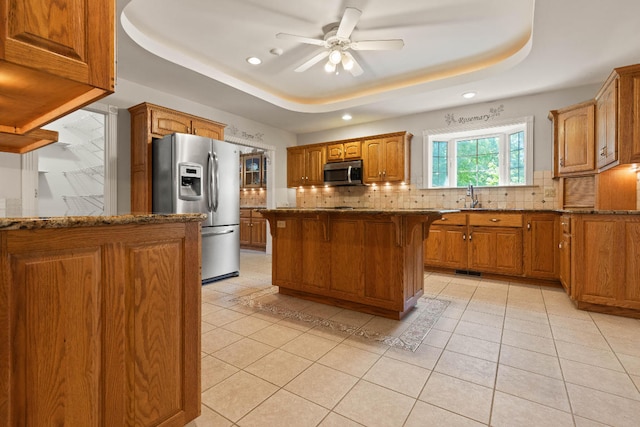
[
  {"left": 362, "top": 356, "right": 430, "bottom": 398},
  {"left": 334, "top": 380, "right": 415, "bottom": 427},
  {"left": 606, "top": 335, "right": 640, "bottom": 358},
  {"left": 418, "top": 372, "right": 493, "bottom": 423},
  {"left": 465, "top": 301, "right": 506, "bottom": 317},
  {"left": 446, "top": 333, "right": 500, "bottom": 362},
  {"left": 631, "top": 374, "right": 640, "bottom": 389},
  {"left": 201, "top": 302, "right": 224, "bottom": 317},
  {"left": 441, "top": 305, "right": 465, "bottom": 320},
  {"left": 281, "top": 332, "right": 339, "bottom": 361},
  {"left": 384, "top": 342, "right": 443, "bottom": 370},
  {"left": 459, "top": 309, "right": 504, "bottom": 329},
  {"left": 432, "top": 315, "right": 459, "bottom": 332},
  {"left": 202, "top": 308, "right": 247, "bottom": 327},
  {"left": 499, "top": 344, "right": 562, "bottom": 379},
  {"left": 213, "top": 338, "right": 274, "bottom": 369},
  {"left": 201, "top": 328, "right": 243, "bottom": 354},
  {"left": 285, "top": 363, "right": 358, "bottom": 409},
  {"left": 560, "top": 358, "right": 640, "bottom": 400},
  {"left": 185, "top": 404, "right": 232, "bottom": 427},
  {"left": 201, "top": 355, "right": 239, "bottom": 391},
  {"left": 555, "top": 340, "right": 624, "bottom": 371},
  {"left": 276, "top": 316, "right": 315, "bottom": 332},
  {"left": 434, "top": 350, "right": 497, "bottom": 388},
  {"left": 201, "top": 321, "right": 216, "bottom": 334},
  {"left": 500, "top": 329, "right": 556, "bottom": 356},
  {"left": 454, "top": 320, "right": 502, "bottom": 343},
  {"left": 318, "top": 343, "right": 381, "bottom": 377},
  {"left": 496, "top": 365, "right": 570, "bottom": 411},
  {"left": 201, "top": 371, "right": 277, "bottom": 422},
  {"left": 238, "top": 389, "right": 328, "bottom": 427},
  {"left": 245, "top": 349, "right": 312, "bottom": 387},
  {"left": 491, "top": 391, "right": 573, "bottom": 427},
  {"left": 301, "top": 302, "right": 345, "bottom": 319},
  {"left": 549, "top": 314, "right": 601, "bottom": 334},
  {"left": 221, "top": 315, "right": 272, "bottom": 336},
  {"left": 551, "top": 326, "right": 610, "bottom": 350},
  {"left": 341, "top": 333, "right": 391, "bottom": 355},
  {"left": 329, "top": 310, "right": 374, "bottom": 328},
  {"left": 419, "top": 328, "right": 452, "bottom": 348},
  {"left": 404, "top": 401, "right": 485, "bottom": 427},
  {"left": 318, "top": 412, "right": 364, "bottom": 427},
  {"left": 361, "top": 316, "right": 411, "bottom": 337},
  {"left": 307, "top": 324, "right": 352, "bottom": 342},
  {"left": 573, "top": 416, "right": 611, "bottom": 427},
  {"left": 248, "top": 323, "right": 303, "bottom": 347},
  {"left": 505, "top": 307, "right": 549, "bottom": 324},
  {"left": 503, "top": 317, "right": 552, "bottom": 338},
  {"left": 567, "top": 383, "right": 640, "bottom": 427}
]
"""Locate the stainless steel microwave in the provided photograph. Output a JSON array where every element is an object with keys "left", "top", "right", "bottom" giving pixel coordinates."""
[{"left": 323, "top": 159, "right": 364, "bottom": 186}]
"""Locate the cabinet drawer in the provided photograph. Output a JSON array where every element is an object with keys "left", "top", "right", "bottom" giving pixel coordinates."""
[
  {"left": 433, "top": 213, "right": 467, "bottom": 226},
  {"left": 469, "top": 213, "right": 523, "bottom": 227},
  {"left": 240, "top": 209, "right": 251, "bottom": 218},
  {"left": 252, "top": 210, "right": 264, "bottom": 219}
]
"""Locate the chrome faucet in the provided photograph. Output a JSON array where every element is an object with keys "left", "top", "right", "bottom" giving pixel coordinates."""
[{"left": 467, "top": 184, "right": 480, "bottom": 208}]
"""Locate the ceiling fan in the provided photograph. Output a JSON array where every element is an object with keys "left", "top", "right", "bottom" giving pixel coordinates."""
[{"left": 276, "top": 7, "right": 404, "bottom": 76}]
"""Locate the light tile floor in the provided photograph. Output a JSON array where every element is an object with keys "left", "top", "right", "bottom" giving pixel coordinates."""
[{"left": 187, "top": 251, "right": 640, "bottom": 427}]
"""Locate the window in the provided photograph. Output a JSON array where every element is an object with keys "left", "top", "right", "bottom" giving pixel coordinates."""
[{"left": 422, "top": 117, "right": 533, "bottom": 188}]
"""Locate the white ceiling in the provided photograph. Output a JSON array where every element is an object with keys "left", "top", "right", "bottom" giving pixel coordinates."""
[{"left": 115, "top": 0, "right": 640, "bottom": 134}]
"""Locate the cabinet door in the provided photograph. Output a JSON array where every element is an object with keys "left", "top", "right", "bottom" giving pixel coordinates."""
[
  {"left": 326, "top": 143, "right": 344, "bottom": 162},
  {"left": 271, "top": 217, "right": 302, "bottom": 287},
  {"left": 239, "top": 217, "right": 252, "bottom": 246},
  {"left": 596, "top": 79, "right": 618, "bottom": 169},
  {"left": 243, "top": 155, "right": 262, "bottom": 188},
  {"left": 305, "top": 146, "right": 326, "bottom": 185},
  {"left": 557, "top": 104, "right": 595, "bottom": 175},
  {"left": 191, "top": 118, "right": 224, "bottom": 140},
  {"left": 363, "top": 139, "right": 384, "bottom": 183},
  {"left": 287, "top": 147, "right": 306, "bottom": 187},
  {"left": 469, "top": 227, "right": 522, "bottom": 275},
  {"left": 382, "top": 135, "right": 405, "bottom": 182},
  {"left": 424, "top": 225, "right": 467, "bottom": 269},
  {"left": 343, "top": 141, "right": 362, "bottom": 159},
  {"left": 300, "top": 216, "right": 330, "bottom": 291},
  {"left": 559, "top": 234, "right": 571, "bottom": 296},
  {"left": 251, "top": 218, "right": 267, "bottom": 249},
  {"left": 151, "top": 108, "right": 191, "bottom": 136},
  {"left": 524, "top": 214, "right": 559, "bottom": 280}
]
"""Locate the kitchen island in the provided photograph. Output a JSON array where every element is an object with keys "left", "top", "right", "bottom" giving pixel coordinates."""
[
  {"left": 260, "top": 208, "right": 451, "bottom": 319},
  {"left": 0, "top": 214, "right": 204, "bottom": 426}
]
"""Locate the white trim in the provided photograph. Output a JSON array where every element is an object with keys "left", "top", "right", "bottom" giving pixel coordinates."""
[
  {"left": 422, "top": 115, "right": 534, "bottom": 189},
  {"left": 21, "top": 151, "right": 38, "bottom": 216}
]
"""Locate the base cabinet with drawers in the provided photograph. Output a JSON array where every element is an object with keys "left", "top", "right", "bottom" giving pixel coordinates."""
[
  {"left": 240, "top": 208, "right": 267, "bottom": 251},
  {"left": 425, "top": 211, "right": 560, "bottom": 282}
]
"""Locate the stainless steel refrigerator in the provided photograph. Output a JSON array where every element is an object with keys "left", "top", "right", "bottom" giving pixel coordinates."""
[{"left": 152, "top": 133, "right": 240, "bottom": 283}]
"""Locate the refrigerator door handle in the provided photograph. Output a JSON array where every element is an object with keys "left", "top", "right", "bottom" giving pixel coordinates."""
[
  {"left": 202, "top": 229, "right": 234, "bottom": 237},
  {"left": 213, "top": 151, "right": 220, "bottom": 213},
  {"left": 207, "top": 152, "right": 213, "bottom": 212}
]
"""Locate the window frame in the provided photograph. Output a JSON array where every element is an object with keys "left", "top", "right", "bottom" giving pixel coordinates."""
[{"left": 421, "top": 116, "right": 534, "bottom": 189}]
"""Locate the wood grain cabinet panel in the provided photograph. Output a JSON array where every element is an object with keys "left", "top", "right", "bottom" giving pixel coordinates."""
[
  {"left": 240, "top": 209, "right": 267, "bottom": 251},
  {"left": 0, "top": 221, "right": 201, "bottom": 426},
  {"left": 286, "top": 145, "right": 325, "bottom": 187},
  {"left": 549, "top": 101, "right": 595, "bottom": 177},
  {"left": 0, "top": 0, "right": 115, "bottom": 151},
  {"left": 524, "top": 213, "right": 560, "bottom": 280},
  {"left": 362, "top": 132, "right": 411, "bottom": 184}
]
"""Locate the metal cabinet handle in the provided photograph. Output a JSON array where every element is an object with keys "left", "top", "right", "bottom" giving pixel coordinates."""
[
  {"left": 490, "top": 218, "right": 500, "bottom": 222},
  {"left": 468, "top": 233, "right": 472, "bottom": 241},
  {"left": 462, "top": 234, "right": 466, "bottom": 240},
  {"left": 440, "top": 217, "right": 448, "bottom": 221},
  {"left": 559, "top": 157, "right": 565, "bottom": 167},
  {"left": 558, "top": 242, "right": 563, "bottom": 249},
  {"left": 527, "top": 222, "right": 531, "bottom": 230}
]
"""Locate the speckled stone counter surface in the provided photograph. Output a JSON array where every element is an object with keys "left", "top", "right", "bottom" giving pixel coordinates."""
[
  {"left": 0, "top": 213, "right": 207, "bottom": 231},
  {"left": 259, "top": 208, "right": 457, "bottom": 215}
]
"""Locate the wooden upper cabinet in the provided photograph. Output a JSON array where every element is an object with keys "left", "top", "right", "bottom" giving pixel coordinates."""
[
  {"left": 286, "top": 145, "right": 325, "bottom": 187},
  {"left": 128, "top": 102, "right": 226, "bottom": 213},
  {"left": 326, "top": 140, "right": 362, "bottom": 162},
  {"left": 599, "top": 64, "right": 640, "bottom": 167},
  {"left": 550, "top": 101, "right": 595, "bottom": 177},
  {"left": 0, "top": 0, "right": 115, "bottom": 152},
  {"left": 363, "top": 132, "right": 411, "bottom": 183}
]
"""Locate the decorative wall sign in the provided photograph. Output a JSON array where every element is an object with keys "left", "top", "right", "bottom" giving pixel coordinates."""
[
  {"left": 445, "top": 104, "right": 505, "bottom": 126},
  {"left": 226, "top": 124, "right": 264, "bottom": 143}
]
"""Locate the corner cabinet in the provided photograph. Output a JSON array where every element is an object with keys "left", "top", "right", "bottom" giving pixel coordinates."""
[
  {"left": 362, "top": 132, "right": 412, "bottom": 184},
  {"left": 286, "top": 145, "right": 325, "bottom": 187},
  {"left": 128, "top": 102, "right": 226, "bottom": 213},
  {"left": 0, "top": 0, "right": 115, "bottom": 152},
  {"left": 549, "top": 101, "right": 595, "bottom": 177}
]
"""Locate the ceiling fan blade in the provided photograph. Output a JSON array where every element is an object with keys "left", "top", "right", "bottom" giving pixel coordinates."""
[
  {"left": 294, "top": 50, "right": 329, "bottom": 72},
  {"left": 350, "top": 39, "right": 404, "bottom": 50},
  {"left": 342, "top": 52, "right": 363, "bottom": 77},
  {"left": 276, "top": 32, "right": 326, "bottom": 47},
  {"left": 336, "top": 7, "right": 361, "bottom": 39}
]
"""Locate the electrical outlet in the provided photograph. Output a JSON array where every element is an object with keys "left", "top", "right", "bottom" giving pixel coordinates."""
[{"left": 544, "top": 188, "right": 556, "bottom": 198}]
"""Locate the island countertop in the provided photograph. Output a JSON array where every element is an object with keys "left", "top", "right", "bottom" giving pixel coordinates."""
[
  {"left": 258, "top": 208, "right": 458, "bottom": 215},
  {"left": 0, "top": 213, "right": 207, "bottom": 231}
]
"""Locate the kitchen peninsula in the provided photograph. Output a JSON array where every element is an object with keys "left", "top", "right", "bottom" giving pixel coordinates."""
[
  {"left": 0, "top": 214, "right": 203, "bottom": 426},
  {"left": 260, "top": 208, "right": 451, "bottom": 319}
]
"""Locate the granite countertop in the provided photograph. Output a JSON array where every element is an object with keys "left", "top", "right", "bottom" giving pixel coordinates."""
[
  {"left": 0, "top": 213, "right": 207, "bottom": 231},
  {"left": 259, "top": 208, "right": 457, "bottom": 215}
]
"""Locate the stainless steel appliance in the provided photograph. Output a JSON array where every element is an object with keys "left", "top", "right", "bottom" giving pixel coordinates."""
[
  {"left": 323, "top": 159, "right": 364, "bottom": 186},
  {"left": 153, "top": 133, "right": 240, "bottom": 283}
]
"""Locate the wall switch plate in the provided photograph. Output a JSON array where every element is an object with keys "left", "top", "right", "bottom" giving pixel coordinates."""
[{"left": 277, "top": 220, "right": 286, "bottom": 228}]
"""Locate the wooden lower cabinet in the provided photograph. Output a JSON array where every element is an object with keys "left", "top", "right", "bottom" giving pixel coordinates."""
[
  {"left": 558, "top": 215, "right": 573, "bottom": 295},
  {"left": 240, "top": 208, "right": 267, "bottom": 251},
  {"left": 469, "top": 226, "right": 523, "bottom": 276},
  {"left": 524, "top": 213, "right": 560, "bottom": 280},
  {"left": 0, "top": 220, "right": 201, "bottom": 426},
  {"left": 572, "top": 214, "right": 640, "bottom": 315}
]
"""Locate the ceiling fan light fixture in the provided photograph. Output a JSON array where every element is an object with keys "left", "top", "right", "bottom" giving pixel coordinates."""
[
  {"left": 324, "top": 61, "right": 337, "bottom": 73},
  {"left": 341, "top": 54, "right": 354, "bottom": 71},
  {"left": 328, "top": 49, "right": 342, "bottom": 65}
]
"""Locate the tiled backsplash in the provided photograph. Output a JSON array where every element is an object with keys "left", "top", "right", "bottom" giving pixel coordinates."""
[
  {"left": 240, "top": 188, "right": 267, "bottom": 207},
  {"left": 296, "top": 171, "right": 561, "bottom": 210}
]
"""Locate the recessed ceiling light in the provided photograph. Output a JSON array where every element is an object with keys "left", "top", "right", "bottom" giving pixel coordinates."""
[
  {"left": 246, "top": 57, "right": 262, "bottom": 65},
  {"left": 342, "top": 114, "right": 352, "bottom": 121},
  {"left": 462, "top": 91, "right": 477, "bottom": 99}
]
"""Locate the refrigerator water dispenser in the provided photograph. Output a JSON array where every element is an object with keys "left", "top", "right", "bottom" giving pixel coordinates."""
[{"left": 178, "top": 163, "right": 202, "bottom": 200}]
